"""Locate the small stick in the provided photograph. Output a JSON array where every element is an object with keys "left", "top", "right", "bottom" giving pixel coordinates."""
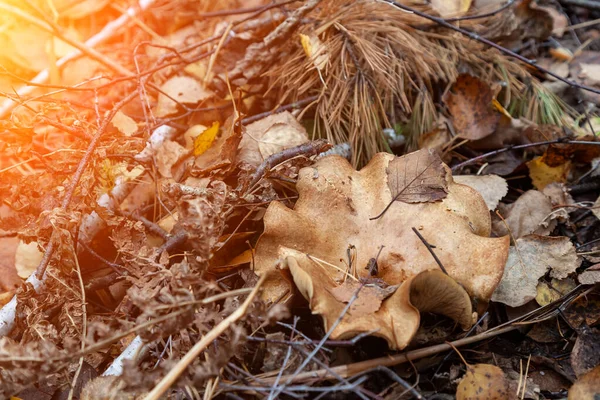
[
  {"left": 412, "top": 227, "right": 448, "bottom": 275},
  {"left": 256, "top": 325, "right": 517, "bottom": 385},
  {"left": 451, "top": 138, "right": 600, "bottom": 172},
  {"left": 246, "top": 139, "right": 332, "bottom": 191}
]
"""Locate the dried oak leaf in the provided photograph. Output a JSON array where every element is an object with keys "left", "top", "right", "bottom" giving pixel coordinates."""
[
  {"left": 254, "top": 149, "right": 509, "bottom": 349},
  {"left": 444, "top": 74, "right": 502, "bottom": 141}
]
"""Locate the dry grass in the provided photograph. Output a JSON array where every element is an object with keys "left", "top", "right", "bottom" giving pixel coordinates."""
[{"left": 268, "top": 0, "right": 571, "bottom": 166}]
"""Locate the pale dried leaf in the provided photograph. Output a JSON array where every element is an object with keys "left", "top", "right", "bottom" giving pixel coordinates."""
[
  {"left": 15, "top": 241, "right": 43, "bottom": 279},
  {"left": 492, "top": 235, "right": 580, "bottom": 307},
  {"left": 593, "top": 195, "right": 600, "bottom": 220},
  {"left": 578, "top": 264, "right": 600, "bottom": 285},
  {"left": 238, "top": 112, "right": 309, "bottom": 167},
  {"left": 55, "top": 0, "right": 109, "bottom": 18},
  {"left": 579, "top": 63, "right": 600, "bottom": 86},
  {"left": 156, "top": 140, "right": 188, "bottom": 179},
  {"left": 454, "top": 175, "right": 507, "bottom": 211},
  {"left": 110, "top": 111, "right": 138, "bottom": 136},
  {"left": 493, "top": 190, "right": 555, "bottom": 239},
  {"left": 155, "top": 76, "right": 213, "bottom": 117},
  {"left": 431, "top": 0, "right": 472, "bottom": 18}
]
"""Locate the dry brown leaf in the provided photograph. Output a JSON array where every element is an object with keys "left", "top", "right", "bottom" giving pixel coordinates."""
[
  {"left": 569, "top": 364, "right": 600, "bottom": 399},
  {"left": 453, "top": 175, "right": 507, "bottom": 211},
  {"left": 492, "top": 235, "right": 580, "bottom": 307},
  {"left": 571, "top": 329, "right": 600, "bottom": 378},
  {"left": 386, "top": 149, "right": 449, "bottom": 203},
  {"left": 238, "top": 112, "right": 309, "bottom": 167},
  {"left": 456, "top": 363, "right": 509, "bottom": 400},
  {"left": 444, "top": 74, "right": 501, "bottom": 141},
  {"left": 532, "top": 4, "right": 568, "bottom": 37},
  {"left": 154, "top": 76, "right": 213, "bottom": 117},
  {"left": 493, "top": 190, "right": 555, "bottom": 239},
  {"left": 255, "top": 150, "right": 509, "bottom": 349}
]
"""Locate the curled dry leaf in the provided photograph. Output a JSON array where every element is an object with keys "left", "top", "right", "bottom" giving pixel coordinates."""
[
  {"left": 492, "top": 235, "right": 580, "bottom": 307},
  {"left": 493, "top": 190, "right": 555, "bottom": 239},
  {"left": 443, "top": 74, "right": 501, "bottom": 141},
  {"left": 255, "top": 149, "right": 509, "bottom": 349},
  {"left": 192, "top": 116, "right": 243, "bottom": 177},
  {"left": 453, "top": 175, "right": 508, "bottom": 211},
  {"left": 456, "top": 363, "right": 509, "bottom": 400}
]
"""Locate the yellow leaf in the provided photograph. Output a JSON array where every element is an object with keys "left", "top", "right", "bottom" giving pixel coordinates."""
[
  {"left": 456, "top": 363, "right": 509, "bottom": 400},
  {"left": 193, "top": 121, "right": 220, "bottom": 156},
  {"left": 299, "top": 33, "right": 328, "bottom": 71},
  {"left": 527, "top": 156, "right": 571, "bottom": 190}
]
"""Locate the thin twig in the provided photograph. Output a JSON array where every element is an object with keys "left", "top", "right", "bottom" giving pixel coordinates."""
[
  {"left": 269, "top": 283, "right": 365, "bottom": 398},
  {"left": 257, "top": 325, "right": 517, "bottom": 385},
  {"left": 451, "top": 139, "right": 600, "bottom": 172},
  {"left": 241, "top": 95, "right": 319, "bottom": 125},
  {"left": 68, "top": 239, "right": 87, "bottom": 400},
  {"left": 35, "top": 91, "right": 138, "bottom": 279},
  {"left": 412, "top": 227, "right": 448, "bottom": 275},
  {"left": 246, "top": 139, "right": 332, "bottom": 191}
]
